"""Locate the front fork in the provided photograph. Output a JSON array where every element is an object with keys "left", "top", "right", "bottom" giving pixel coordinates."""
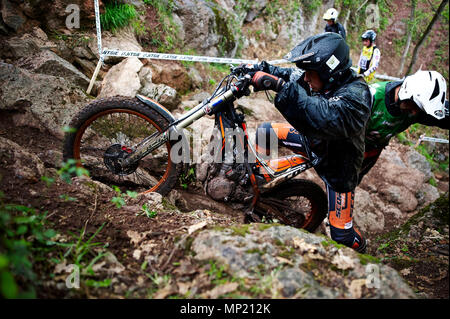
[{"left": 121, "top": 89, "right": 237, "bottom": 168}]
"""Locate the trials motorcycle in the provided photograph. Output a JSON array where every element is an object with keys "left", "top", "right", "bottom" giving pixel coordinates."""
[{"left": 63, "top": 66, "right": 328, "bottom": 232}]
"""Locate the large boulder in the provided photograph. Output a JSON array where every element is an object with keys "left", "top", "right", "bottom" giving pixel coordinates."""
[
  {"left": 143, "top": 61, "right": 191, "bottom": 94},
  {"left": 16, "top": 49, "right": 91, "bottom": 88},
  {"left": 138, "top": 83, "right": 180, "bottom": 110},
  {"left": 138, "top": 64, "right": 181, "bottom": 109},
  {"left": 191, "top": 224, "right": 416, "bottom": 298},
  {"left": 402, "top": 150, "right": 434, "bottom": 182},
  {"left": 99, "top": 57, "right": 143, "bottom": 98},
  {"left": 236, "top": 96, "right": 286, "bottom": 123},
  {"left": 0, "top": 62, "right": 90, "bottom": 139},
  {"left": 355, "top": 142, "right": 442, "bottom": 234},
  {"left": 173, "top": 0, "right": 239, "bottom": 56},
  {"left": 18, "top": 0, "right": 97, "bottom": 30}
]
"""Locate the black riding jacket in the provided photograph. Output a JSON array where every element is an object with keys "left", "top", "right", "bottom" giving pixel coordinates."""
[
  {"left": 325, "top": 22, "right": 347, "bottom": 40},
  {"left": 261, "top": 63, "right": 372, "bottom": 193}
]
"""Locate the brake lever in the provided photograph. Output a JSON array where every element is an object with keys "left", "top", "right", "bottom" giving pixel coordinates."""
[{"left": 231, "top": 74, "right": 252, "bottom": 98}]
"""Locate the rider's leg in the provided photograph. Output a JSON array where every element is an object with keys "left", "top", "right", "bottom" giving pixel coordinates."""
[
  {"left": 255, "top": 122, "right": 307, "bottom": 156},
  {"left": 255, "top": 123, "right": 367, "bottom": 252},
  {"left": 326, "top": 184, "right": 367, "bottom": 253}
]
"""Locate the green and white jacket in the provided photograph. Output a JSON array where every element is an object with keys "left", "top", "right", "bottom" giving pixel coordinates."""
[{"left": 365, "top": 81, "right": 449, "bottom": 151}]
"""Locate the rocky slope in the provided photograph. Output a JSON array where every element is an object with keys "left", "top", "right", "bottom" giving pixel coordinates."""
[{"left": 0, "top": 0, "right": 448, "bottom": 299}]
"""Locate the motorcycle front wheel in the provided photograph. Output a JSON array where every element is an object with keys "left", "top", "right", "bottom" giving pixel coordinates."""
[{"left": 63, "top": 96, "right": 182, "bottom": 195}]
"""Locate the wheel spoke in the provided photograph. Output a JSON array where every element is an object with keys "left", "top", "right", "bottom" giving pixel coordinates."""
[{"left": 74, "top": 108, "right": 172, "bottom": 193}]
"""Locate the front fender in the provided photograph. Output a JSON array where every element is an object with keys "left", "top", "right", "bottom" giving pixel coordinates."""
[{"left": 136, "top": 94, "right": 176, "bottom": 124}]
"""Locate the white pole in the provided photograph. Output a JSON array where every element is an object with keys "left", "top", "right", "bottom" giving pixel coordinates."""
[
  {"left": 87, "top": 0, "right": 104, "bottom": 94},
  {"left": 86, "top": 59, "right": 103, "bottom": 95}
]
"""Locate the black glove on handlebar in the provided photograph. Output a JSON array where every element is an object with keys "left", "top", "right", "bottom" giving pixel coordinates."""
[{"left": 251, "top": 71, "right": 285, "bottom": 92}]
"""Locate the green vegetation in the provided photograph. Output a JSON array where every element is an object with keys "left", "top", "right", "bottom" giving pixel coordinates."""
[
  {"left": 230, "top": 224, "right": 251, "bottom": 236},
  {"left": 358, "top": 253, "right": 380, "bottom": 265},
  {"left": 335, "top": 0, "right": 391, "bottom": 53},
  {"left": 54, "top": 222, "right": 109, "bottom": 278},
  {"left": 138, "top": 203, "right": 158, "bottom": 218},
  {"left": 111, "top": 185, "right": 138, "bottom": 209},
  {"left": 300, "top": 0, "right": 322, "bottom": 16},
  {"left": 179, "top": 166, "right": 196, "bottom": 190},
  {"left": 100, "top": 2, "right": 138, "bottom": 32},
  {"left": 0, "top": 197, "right": 56, "bottom": 298},
  {"left": 207, "top": 260, "right": 229, "bottom": 285},
  {"left": 143, "top": 0, "right": 180, "bottom": 52},
  {"left": 375, "top": 194, "right": 449, "bottom": 256},
  {"left": 57, "top": 159, "right": 90, "bottom": 184}
]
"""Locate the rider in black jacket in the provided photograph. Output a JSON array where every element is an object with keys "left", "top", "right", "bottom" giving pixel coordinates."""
[
  {"left": 323, "top": 8, "right": 346, "bottom": 40},
  {"left": 247, "top": 33, "right": 372, "bottom": 252}
]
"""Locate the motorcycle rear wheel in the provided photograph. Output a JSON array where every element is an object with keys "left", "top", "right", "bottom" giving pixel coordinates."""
[{"left": 257, "top": 179, "right": 327, "bottom": 232}]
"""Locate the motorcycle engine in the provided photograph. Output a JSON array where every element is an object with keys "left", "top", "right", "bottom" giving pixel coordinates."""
[{"left": 196, "top": 159, "right": 251, "bottom": 203}]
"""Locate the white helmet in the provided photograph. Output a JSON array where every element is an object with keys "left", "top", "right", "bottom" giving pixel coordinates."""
[
  {"left": 398, "top": 70, "right": 447, "bottom": 119},
  {"left": 323, "top": 8, "right": 338, "bottom": 21}
]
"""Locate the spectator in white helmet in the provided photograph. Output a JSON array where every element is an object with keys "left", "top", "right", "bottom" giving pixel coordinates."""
[{"left": 323, "top": 8, "right": 346, "bottom": 40}]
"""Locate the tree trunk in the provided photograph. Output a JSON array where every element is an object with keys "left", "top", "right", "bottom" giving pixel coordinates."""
[
  {"left": 405, "top": 0, "right": 448, "bottom": 76},
  {"left": 397, "top": 0, "right": 417, "bottom": 77}
]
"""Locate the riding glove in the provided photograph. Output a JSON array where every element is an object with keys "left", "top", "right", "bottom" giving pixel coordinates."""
[{"left": 251, "top": 71, "right": 285, "bottom": 92}]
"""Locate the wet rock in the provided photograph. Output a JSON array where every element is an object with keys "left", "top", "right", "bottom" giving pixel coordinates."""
[
  {"left": 353, "top": 188, "right": 386, "bottom": 233},
  {"left": 1, "top": 35, "right": 39, "bottom": 59},
  {"left": 274, "top": 268, "right": 336, "bottom": 298},
  {"left": 236, "top": 96, "right": 285, "bottom": 123},
  {"left": 73, "top": 46, "right": 96, "bottom": 60},
  {"left": 379, "top": 184, "right": 418, "bottom": 212},
  {"left": 187, "top": 67, "right": 203, "bottom": 89},
  {"left": 243, "top": 0, "right": 267, "bottom": 23},
  {"left": 189, "top": 91, "right": 210, "bottom": 103},
  {"left": 73, "top": 57, "right": 99, "bottom": 78},
  {"left": 145, "top": 61, "right": 191, "bottom": 93},
  {"left": 71, "top": 175, "right": 114, "bottom": 197},
  {"left": 173, "top": 0, "right": 220, "bottom": 56}
]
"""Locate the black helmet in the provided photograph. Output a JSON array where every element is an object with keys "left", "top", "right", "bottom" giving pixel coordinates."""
[
  {"left": 361, "top": 30, "right": 376, "bottom": 42},
  {"left": 283, "top": 32, "right": 352, "bottom": 89}
]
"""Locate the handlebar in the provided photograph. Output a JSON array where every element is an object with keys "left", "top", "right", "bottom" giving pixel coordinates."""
[{"left": 231, "top": 74, "right": 252, "bottom": 98}]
